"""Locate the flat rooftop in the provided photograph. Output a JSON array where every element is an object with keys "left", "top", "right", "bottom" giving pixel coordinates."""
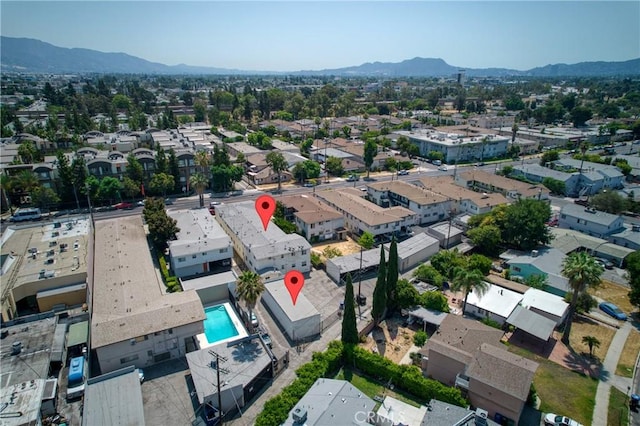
[
  {"left": 0, "top": 379, "right": 46, "bottom": 426},
  {"left": 0, "top": 316, "right": 57, "bottom": 388},
  {"left": 186, "top": 337, "right": 272, "bottom": 404},
  {"left": 92, "top": 216, "right": 205, "bottom": 349},
  {"left": 264, "top": 279, "right": 320, "bottom": 322},
  {"left": 1, "top": 218, "right": 90, "bottom": 300},
  {"left": 83, "top": 367, "right": 145, "bottom": 426},
  {"left": 395, "top": 129, "right": 508, "bottom": 146},
  {"left": 168, "top": 208, "right": 232, "bottom": 256},
  {"left": 418, "top": 176, "right": 508, "bottom": 207},
  {"left": 181, "top": 270, "right": 237, "bottom": 292}
]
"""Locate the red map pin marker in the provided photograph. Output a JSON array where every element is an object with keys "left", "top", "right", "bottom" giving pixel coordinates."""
[
  {"left": 284, "top": 270, "right": 304, "bottom": 306},
  {"left": 255, "top": 195, "right": 276, "bottom": 231}
]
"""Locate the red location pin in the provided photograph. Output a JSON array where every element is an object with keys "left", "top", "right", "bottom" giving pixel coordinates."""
[
  {"left": 255, "top": 195, "right": 276, "bottom": 231},
  {"left": 284, "top": 270, "right": 304, "bottom": 306}
]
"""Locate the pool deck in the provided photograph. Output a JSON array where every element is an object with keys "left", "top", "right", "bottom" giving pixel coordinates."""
[{"left": 196, "top": 301, "right": 248, "bottom": 349}]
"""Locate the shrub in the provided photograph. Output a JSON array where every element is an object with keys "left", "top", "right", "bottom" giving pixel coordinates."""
[
  {"left": 413, "top": 331, "right": 428, "bottom": 347},
  {"left": 480, "top": 317, "right": 502, "bottom": 329},
  {"left": 158, "top": 256, "right": 169, "bottom": 279}
]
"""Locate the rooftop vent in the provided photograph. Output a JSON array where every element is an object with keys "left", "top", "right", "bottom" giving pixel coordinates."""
[{"left": 292, "top": 408, "right": 307, "bottom": 424}]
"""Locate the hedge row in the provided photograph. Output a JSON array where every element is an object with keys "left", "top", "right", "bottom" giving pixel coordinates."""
[
  {"left": 255, "top": 341, "right": 343, "bottom": 426},
  {"left": 158, "top": 256, "right": 181, "bottom": 292},
  {"left": 255, "top": 341, "right": 466, "bottom": 426},
  {"left": 351, "top": 345, "right": 467, "bottom": 407}
]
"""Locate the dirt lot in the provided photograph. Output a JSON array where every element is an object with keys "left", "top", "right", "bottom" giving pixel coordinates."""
[
  {"left": 569, "top": 317, "right": 617, "bottom": 361},
  {"left": 589, "top": 280, "right": 635, "bottom": 315},
  {"left": 360, "top": 318, "right": 418, "bottom": 364},
  {"left": 312, "top": 236, "right": 363, "bottom": 259},
  {"left": 617, "top": 330, "right": 640, "bottom": 377}
]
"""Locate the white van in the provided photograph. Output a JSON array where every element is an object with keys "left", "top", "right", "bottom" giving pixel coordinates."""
[{"left": 9, "top": 208, "right": 42, "bottom": 222}]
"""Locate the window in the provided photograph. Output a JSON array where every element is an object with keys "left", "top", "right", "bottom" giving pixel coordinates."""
[
  {"left": 302, "top": 250, "right": 307, "bottom": 255},
  {"left": 120, "top": 354, "right": 139, "bottom": 364},
  {"left": 135, "top": 335, "right": 148, "bottom": 342},
  {"left": 178, "top": 257, "right": 186, "bottom": 262},
  {"left": 219, "top": 248, "right": 226, "bottom": 253},
  {"left": 302, "top": 262, "right": 307, "bottom": 267},
  {"left": 292, "top": 264, "right": 296, "bottom": 268},
  {"left": 147, "top": 350, "right": 153, "bottom": 356},
  {"left": 192, "top": 254, "right": 197, "bottom": 259},
  {"left": 202, "top": 252, "right": 208, "bottom": 256}
]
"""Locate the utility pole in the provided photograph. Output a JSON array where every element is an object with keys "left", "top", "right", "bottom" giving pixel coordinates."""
[{"left": 209, "top": 350, "right": 228, "bottom": 424}]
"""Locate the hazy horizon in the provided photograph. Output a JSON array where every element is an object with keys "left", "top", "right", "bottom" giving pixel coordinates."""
[{"left": 1, "top": 1, "right": 639, "bottom": 72}]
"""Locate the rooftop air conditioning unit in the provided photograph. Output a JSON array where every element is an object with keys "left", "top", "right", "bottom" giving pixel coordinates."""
[
  {"left": 531, "top": 250, "right": 539, "bottom": 257},
  {"left": 292, "top": 408, "right": 307, "bottom": 423},
  {"left": 474, "top": 408, "right": 488, "bottom": 426}
]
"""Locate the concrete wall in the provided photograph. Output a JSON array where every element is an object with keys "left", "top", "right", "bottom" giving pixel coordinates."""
[
  {"left": 468, "top": 379, "right": 523, "bottom": 424},
  {"left": 95, "top": 321, "right": 203, "bottom": 374},
  {"left": 36, "top": 287, "right": 87, "bottom": 312},
  {"left": 424, "top": 349, "right": 465, "bottom": 386}
]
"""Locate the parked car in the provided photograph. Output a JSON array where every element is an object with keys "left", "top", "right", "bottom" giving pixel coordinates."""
[
  {"left": 260, "top": 331, "right": 272, "bottom": 348},
  {"left": 438, "top": 165, "right": 448, "bottom": 171},
  {"left": 596, "top": 258, "right": 614, "bottom": 270},
  {"left": 164, "top": 198, "right": 175, "bottom": 205},
  {"left": 397, "top": 169, "right": 409, "bottom": 176},
  {"left": 250, "top": 312, "right": 259, "bottom": 328},
  {"left": 543, "top": 413, "right": 583, "bottom": 426},
  {"left": 137, "top": 368, "right": 145, "bottom": 383},
  {"left": 599, "top": 302, "right": 627, "bottom": 321},
  {"left": 432, "top": 160, "right": 442, "bottom": 166},
  {"left": 346, "top": 174, "right": 360, "bottom": 182},
  {"left": 114, "top": 202, "right": 133, "bottom": 210}
]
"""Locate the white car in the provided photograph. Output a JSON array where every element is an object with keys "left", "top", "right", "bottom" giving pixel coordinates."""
[{"left": 544, "top": 413, "right": 583, "bottom": 426}]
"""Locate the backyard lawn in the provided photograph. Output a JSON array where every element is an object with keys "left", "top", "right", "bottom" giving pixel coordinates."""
[
  {"left": 570, "top": 317, "right": 616, "bottom": 362},
  {"left": 617, "top": 330, "right": 640, "bottom": 377},
  {"left": 608, "top": 387, "right": 629, "bottom": 426},
  {"left": 334, "top": 368, "right": 423, "bottom": 409},
  {"left": 508, "top": 345, "right": 598, "bottom": 426}
]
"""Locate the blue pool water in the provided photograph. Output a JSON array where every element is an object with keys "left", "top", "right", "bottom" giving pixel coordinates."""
[{"left": 203, "top": 305, "right": 239, "bottom": 344}]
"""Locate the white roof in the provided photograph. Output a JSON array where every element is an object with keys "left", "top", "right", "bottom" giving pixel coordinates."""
[
  {"left": 466, "top": 283, "right": 523, "bottom": 319},
  {"left": 521, "top": 288, "right": 569, "bottom": 318}
]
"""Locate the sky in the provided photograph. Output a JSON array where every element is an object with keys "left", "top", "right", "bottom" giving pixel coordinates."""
[{"left": 1, "top": 1, "right": 639, "bottom": 72}]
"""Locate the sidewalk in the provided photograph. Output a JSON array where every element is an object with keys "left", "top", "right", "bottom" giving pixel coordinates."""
[{"left": 592, "top": 321, "right": 633, "bottom": 426}]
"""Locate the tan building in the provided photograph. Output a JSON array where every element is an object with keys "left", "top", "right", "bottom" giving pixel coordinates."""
[
  {"left": 418, "top": 175, "right": 508, "bottom": 215},
  {"left": 91, "top": 216, "right": 205, "bottom": 374},
  {"left": 455, "top": 169, "right": 549, "bottom": 201},
  {"left": 421, "top": 316, "right": 538, "bottom": 424},
  {"left": 277, "top": 194, "right": 346, "bottom": 243},
  {"left": 1, "top": 218, "right": 90, "bottom": 321}
]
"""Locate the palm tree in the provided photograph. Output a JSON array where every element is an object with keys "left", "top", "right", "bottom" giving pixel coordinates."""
[
  {"left": 189, "top": 172, "right": 209, "bottom": 208},
  {"left": 582, "top": 335, "right": 601, "bottom": 358},
  {"left": 0, "top": 174, "right": 15, "bottom": 214},
  {"left": 561, "top": 251, "right": 603, "bottom": 345},
  {"left": 265, "top": 151, "right": 288, "bottom": 193},
  {"left": 194, "top": 151, "right": 211, "bottom": 179},
  {"left": 235, "top": 270, "right": 265, "bottom": 333},
  {"left": 14, "top": 171, "right": 39, "bottom": 205},
  {"left": 451, "top": 267, "right": 489, "bottom": 312}
]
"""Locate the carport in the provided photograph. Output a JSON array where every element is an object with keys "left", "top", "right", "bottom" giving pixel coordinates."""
[
  {"left": 507, "top": 305, "right": 556, "bottom": 342},
  {"left": 407, "top": 307, "right": 448, "bottom": 331}
]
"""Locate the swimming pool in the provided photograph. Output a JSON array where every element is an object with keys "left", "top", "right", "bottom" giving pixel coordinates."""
[{"left": 197, "top": 302, "right": 248, "bottom": 349}]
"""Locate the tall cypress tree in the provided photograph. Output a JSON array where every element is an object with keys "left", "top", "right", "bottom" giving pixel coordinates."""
[
  {"left": 372, "top": 245, "right": 387, "bottom": 325},
  {"left": 386, "top": 237, "right": 399, "bottom": 313},
  {"left": 341, "top": 273, "right": 359, "bottom": 345}
]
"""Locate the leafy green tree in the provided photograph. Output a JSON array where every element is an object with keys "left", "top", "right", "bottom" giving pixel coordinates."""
[
  {"left": 143, "top": 197, "right": 180, "bottom": 250},
  {"left": 189, "top": 172, "right": 209, "bottom": 208},
  {"left": 358, "top": 231, "right": 375, "bottom": 250},
  {"left": 413, "top": 331, "right": 427, "bottom": 347},
  {"left": 467, "top": 225, "right": 502, "bottom": 256},
  {"left": 121, "top": 176, "right": 140, "bottom": 201},
  {"left": 149, "top": 172, "right": 175, "bottom": 197},
  {"left": 395, "top": 279, "right": 421, "bottom": 308},
  {"left": 430, "top": 249, "right": 467, "bottom": 280},
  {"left": 17, "top": 141, "right": 39, "bottom": 164},
  {"left": 421, "top": 291, "right": 450, "bottom": 312},
  {"left": 211, "top": 164, "right": 243, "bottom": 193},
  {"left": 467, "top": 254, "right": 492, "bottom": 276},
  {"left": 168, "top": 149, "right": 181, "bottom": 192},
  {"left": 0, "top": 174, "right": 15, "bottom": 213},
  {"left": 386, "top": 237, "right": 399, "bottom": 312},
  {"left": 363, "top": 139, "right": 377, "bottom": 178},
  {"left": 539, "top": 150, "right": 560, "bottom": 166},
  {"left": 589, "top": 191, "right": 628, "bottom": 214},
  {"left": 341, "top": 273, "right": 359, "bottom": 345},
  {"left": 525, "top": 274, "right": 548, "bottom": 290},
  {"left": 451, "top": 267, "right": 488, "bottom": 312},
  {"left": 126, "top": 154, "right": 145, "bottom": 184},
  {"left": 155, "top": 146, "right": 168, "bottom": 174},
  {"left": 55, "top": 151, "right": 75, "bottom": 204},
  {"left": 413, "top": 264, "right": 444, "bottom": 288},
  {"left": 372, "top": 245, "right": 387, "bottom": 325},
  {"left": 626, "top": 251, "right": 640, "bottom": 309},
  {"left": 292, "top": 160, "right": 321, "bottom": 183},
  {"left": 247, "top": 131, "right": 272, "bottom": 149},
  {"left": 266, "top": 151, "right": 288, "bottom": 193},
  {"left": 98, "top": 176, "right": 122, "bottom": 204},
  {"left": 582, "top": 335, "right": 601, "bottom": 358},
  {"left": 571, "top": 106, "right": 593, "bottom": 127},
  {"left": 542, "top": 177, "right": 566, "bottom": 196},
  {"left": 236, "top": 270, "right": 265, "bottom": 333},
  {"left": 325, "top": 156, "right": 344, "bottom": 177},
  {"left": 561, "top": 252, "right": 603, "bottom": 345},
  {"left": 498, "top": 199, "right": 552, "bottom": 250},
  {"left": 322, "top": 246, "right": 342, "bottom": 259},
  {"left": 30, "top": 186, "right": 60, "bottom": 211}
]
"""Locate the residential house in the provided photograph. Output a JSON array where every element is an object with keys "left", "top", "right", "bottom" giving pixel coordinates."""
[
  {"left": 455, "top": 169, "right": 549, "bottom": 201},
  {"left": 215, "top": 201, "right": 311, "bottom": 275},
  {"left": 504, "top": 248, "right": 569, "bottom": 296},
  {"left": 277, "top": 194, "right": 346, "bottom": 243},
  {"left": 421, "top": 315, "right": 538, "bottom": 425},
  {"left": 609, "top": 225, "right": 640, "bottom": 251},
  {"left": 510, "top": 164, "right": 581, "bottom": 196},
  {"left": 366, "top": 180, "right": 452, "bottom": 225},
  {"left": 92, "top": 216, "right": 205, "bottom": 374},
  {"left": 418, "top": 176, "right": 509, "bottom": 216},
  {"left": 393, "top": 129, "right": 509, "bottom": 163},
  {"left": 464, "top": 283, "right": 523, "bottom": 325},
  {"left": 552, "top": 158, "right": 625, "bottom": 194},
  {"left": 550, "top": 227, "right": 635, "bottom": 268},
  {"left": 375, "top": 396, "right": 500, "bottom": 426},
  {"left": 314, "top": 188, "right": 417, "bottom": 242},
  {"left": 167, "top": 209, "right": 233, "bottom": 278},
  {"left": 520, "top": 288, "right": 569, "bottom": 326},
  {"left": 283, "top": 379, "right": 376, "bottom": 426},
  {"left": 558, "top": 204, "right": 625, "bottom": 238}
]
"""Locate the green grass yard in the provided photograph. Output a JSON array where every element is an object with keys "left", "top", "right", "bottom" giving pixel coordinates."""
[{"left": 334, "top": 368, "right": 424, "bottom": 409}]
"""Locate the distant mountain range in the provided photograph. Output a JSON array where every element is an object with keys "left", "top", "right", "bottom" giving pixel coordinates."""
[{"left": 2, "top": 36, "right": 639, "bottom": 77}]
